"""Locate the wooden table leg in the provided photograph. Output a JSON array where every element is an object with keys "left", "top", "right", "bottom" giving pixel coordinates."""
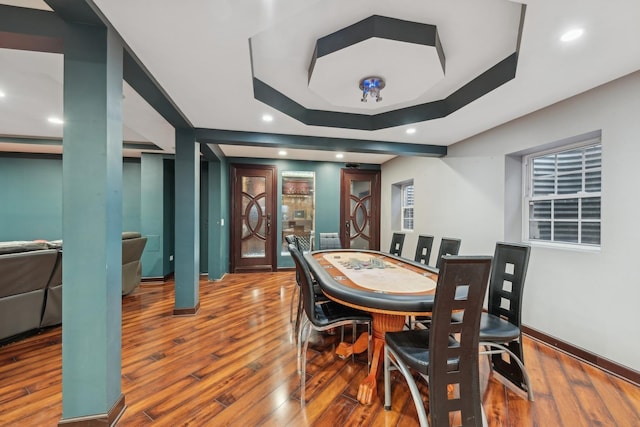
[{"left": 335, "top": 313, "right": 406, "bottom": 405}]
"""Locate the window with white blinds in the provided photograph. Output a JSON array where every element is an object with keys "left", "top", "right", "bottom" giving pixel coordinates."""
[
  {"left": 524, "top": 139, "right": 601, "bottom": 246},
  {"left": 401, "top": 183, "right": 414, "bottom": 231}
]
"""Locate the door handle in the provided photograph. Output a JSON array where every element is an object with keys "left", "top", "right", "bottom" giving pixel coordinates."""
[{"left": 266, "top": 213, "right": 271, "bottom": 235}]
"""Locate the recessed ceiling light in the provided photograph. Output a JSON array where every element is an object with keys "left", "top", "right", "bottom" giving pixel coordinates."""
[
  {"left": 335, "top": 153, "right": 344, "bottom": 159},
  {"left": 278, "top": 150, "right": 287, "bottom": 156},
  {"left": 0, "top": 90, "right": 5, "bottom": 98},
  {"left": 406, "top": 128, "right": 416, "bottom": 135},
  {"left": 560, "top": 28, "right": 584, "bottom": 42},
  {"left": 262, "top": 114, "right": 274, "bottom": 122},
  {"left": 47, "top": 117, "right": 64, "bottom": 125}
]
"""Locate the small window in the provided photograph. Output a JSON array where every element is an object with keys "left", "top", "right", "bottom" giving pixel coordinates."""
[
  {"left": 401, "top": 183, "right": 414, "bottom": 231},
  {"left": 523, "top": 139, "right": 601, "bottom": 247}
]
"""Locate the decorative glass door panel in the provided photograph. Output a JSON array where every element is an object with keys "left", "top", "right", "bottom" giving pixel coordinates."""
[
  {"left": 340, "top": 169, "right": 380, "bottom": 250},
  {"left": 349, "top": 180, "right": 371, "bottom": 249},
  {"left": 241, "top": 176, "right": 266, "bottom": 258}
]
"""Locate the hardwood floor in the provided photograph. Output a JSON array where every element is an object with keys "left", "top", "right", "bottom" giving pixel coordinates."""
[{"left": 1, "top": 272, "right": 639, "bottom": 426}]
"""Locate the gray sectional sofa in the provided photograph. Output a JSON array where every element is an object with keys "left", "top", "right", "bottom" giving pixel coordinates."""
[
  {"left": 0, "top": 233, "right": 147, "bottom": 343},
  {"left": 0, "top": 241, "right": 60, "bottom": 342}
]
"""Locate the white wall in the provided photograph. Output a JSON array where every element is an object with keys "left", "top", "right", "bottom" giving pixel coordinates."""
[{"left": 381, "top": 70, "right": 640, "bottom": 371}]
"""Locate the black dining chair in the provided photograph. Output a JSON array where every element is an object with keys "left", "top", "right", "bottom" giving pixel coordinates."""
[
  {"left": 434, "top": 237, "right": 461, "bottom": 269},
  {"left": 318, "top": 232, "right": 342, "bottom": 250},
  {"left": 414, "top": 234, "right": 434, "bottom": 265},
  {"left": 470, "top": 242, "right": 534, "bottom": 401},
  {"left": 411, "top": 236, "right": 461, "bottom": 329},
  {"left": 285, "top": 234, "right": 301, "bottom": 324},
  {"left": 389, "top": 232, "right": 405, "bottom": 257},
  {"left": 288, "top": 243, "right": 372, "bottom": 405},
  {"left": 384, "top": 255, "right": 492, "bottom": 427},
  {"left": 286, "top": 236, "right": 328, "bottom": 342}
]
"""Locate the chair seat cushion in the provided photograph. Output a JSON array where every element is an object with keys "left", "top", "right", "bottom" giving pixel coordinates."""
[
  {"left": 312, "top": 301, "right": 371, "bottom": 328},
  {"left": 385, "top": 329, "right": 459, "bottom": 375},
  {"left": 452, "top": 312, "right": 520, "bottom": 342}
]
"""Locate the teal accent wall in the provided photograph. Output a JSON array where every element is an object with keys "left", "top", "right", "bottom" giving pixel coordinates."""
[
  {"left": 0, "top": 156, "right": 142, "bottom": 242},
  {"left": 122, "top": 160, "right": 141, "bottom": 233},
  {"left": 140, "top": 153, "right": 167, "bottom": 278},
  {"left": 163, "top": 159, "right": 175, "bottom": 275},
  {"left": 228, "top": 158, "right": 379, "bottom": 268},
  {"left": 207, "top": 157, "right": 230, "bottom": 279},
  {"left": 0, "top": 156, "right": 63, "bottom": 241}
]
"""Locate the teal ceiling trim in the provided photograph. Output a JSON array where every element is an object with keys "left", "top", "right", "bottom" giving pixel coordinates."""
[
  {"left": 194, "top": 128, "right": 447, "bottom": 157},
  {"left": 0, "top": 136, "right": 163, "bottom": 151},
  {"left": 0, "top": 5, "right": 65, "bottom": 53}
]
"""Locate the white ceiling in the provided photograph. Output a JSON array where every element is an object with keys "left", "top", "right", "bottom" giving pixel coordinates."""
[{"left": 1, "top": 0, "right": 640, "bottom": 163}]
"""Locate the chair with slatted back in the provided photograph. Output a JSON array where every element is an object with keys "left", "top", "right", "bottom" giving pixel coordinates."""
[
  {"left": 435, "top": 237, "right": 461, "bottom": 269},
  {"left": 414, "top": 234, "right": 435, "bottom": 265},
  {"left": 384, "top": 256, "right": 492, "bottom": 427},
  {"left": 412, "top": 237, "right": 461, "bottom": 328},
  {"left": 389, "top": 232, "right": 405, "bottom": 257},
  {"left": 289, "top": 243, "right": 372, "bottom": 405},
  {"left": 286, "top": 234, "right": 301, "bottom": 325},
  {"left": 286, "top": 235, "right": 328, "bottom": 341},
  {"left": 474, "top": 242, "right": 534, "bottom": 401}
]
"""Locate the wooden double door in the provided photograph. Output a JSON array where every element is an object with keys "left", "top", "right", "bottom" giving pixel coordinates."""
[{"left": 230, "top": 164, "right": 380, "bottom": 272}]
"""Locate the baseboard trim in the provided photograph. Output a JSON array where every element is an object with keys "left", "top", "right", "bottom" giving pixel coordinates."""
[
  {"left": 141, "top": 272, "right": 173, "bottom": 283},
  {"left": 522, "top": 325, "right": 639, "bottom": 386},
  {"left": 58, "top": 393, "right": 125, "bottom": 426},
  {"left": 173, "top": 301, "right": 200, "bottom": 316}
]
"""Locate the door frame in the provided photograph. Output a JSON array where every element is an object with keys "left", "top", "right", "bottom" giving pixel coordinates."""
[
  {"left": 340, "top": 168, "right": 381, "bottom": 250},
  {"left": 229, "top": 163, "right": 278, "bottom": 273}
]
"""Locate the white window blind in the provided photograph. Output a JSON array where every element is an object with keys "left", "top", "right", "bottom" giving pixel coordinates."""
[
  {"left": 401, "top": 183, "right": 414, "bottom": 231},
  {"left": 524, "top": 140, "right": 601, "bottom": 246}
]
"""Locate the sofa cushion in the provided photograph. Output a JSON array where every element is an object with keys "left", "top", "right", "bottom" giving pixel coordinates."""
[
  {"left": 0, "top": 250, "right": 59, "bottom": 297},
  {"left": 122, "top": 231, "right": 142, "bottom": 240},
  {"left": 0, "top": 241, "right": 49, "bottom": 255}
]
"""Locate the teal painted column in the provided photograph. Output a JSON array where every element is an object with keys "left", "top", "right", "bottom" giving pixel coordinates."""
[
  {"left": 174, "top": 129, "right": 200, "bottom": 312},
  {"left": 61, "top": 24, "right": 124, "bottom": 421},
  {"left": 141, "top": 153, "right": 165, "bottom": 278},
  {"left": 207, "top": 158, "right": 230, "bottom": 280}
]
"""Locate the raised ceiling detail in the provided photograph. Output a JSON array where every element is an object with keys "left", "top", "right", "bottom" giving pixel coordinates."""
[
  {"left": 249, "top": 6, "right": 525, "bottom": 131},
  {"left": 307, "top": 15, "right": 445, "bottom": 109}
]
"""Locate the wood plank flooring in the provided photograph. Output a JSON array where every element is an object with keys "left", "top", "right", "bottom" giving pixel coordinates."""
[{"left": 1, "top": 272, "right": 639, "bottom": 426}]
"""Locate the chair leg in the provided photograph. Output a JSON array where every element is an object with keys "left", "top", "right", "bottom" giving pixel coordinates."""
[
  {"left": 384, "top": 344, "right": 392, "bottom": 410},
  {"left": 479, "top": 341, "right": 534, "bottom": 401},
  {"left": 351, "top": 323, "right": 356, "bottom": 363},
  {"left": 294, "top": 291, "right": 303, "bottom": 343},
  {"left": 297, "top": 316, "right": 309, "bottom": 373},
  {"left": 289, "top": 284, "right": 298, "bottom": 323},
  {"left": 385, "top": 345, "right": 430, "bottom": 426},
  {"left": 301, "top": 322, "right": 313, "bottom": 406}
]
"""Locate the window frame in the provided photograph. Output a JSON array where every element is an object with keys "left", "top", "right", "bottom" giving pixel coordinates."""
[
  {"left": 400, "top": 182, "right": 414, "bottom": 231},
  {"left": 522, "top": 138, "right": 601, "bottom": 249}
]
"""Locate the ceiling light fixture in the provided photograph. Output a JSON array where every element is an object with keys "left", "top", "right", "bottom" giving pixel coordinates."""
[
  {"left": 335, "top": 153, "right": 344, "bottom": 159},
  {"left": 359, "top": 76, "right": 385, "bottom": 103},
  {"left": 406, "top": 128, "right": 416, "bottom": 135},
  {"left": 278, "top": 150, "right": 287, "bottom": 156},
  {"left": 560, "top": 28, "right": 584, "bottom": 42},
  {"left": 0, "top": 90, "right": 5, "bottom": 98},
  {"left": 47, "top": 117, "right": 64, "bottom": 125},
  {"left": 262, "top": 114, "right": 274, "bottom": 122}
]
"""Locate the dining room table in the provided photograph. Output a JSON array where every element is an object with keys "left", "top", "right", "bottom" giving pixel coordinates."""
[{"left": 305, "top": 249, "right": 441, "bottom": 405}]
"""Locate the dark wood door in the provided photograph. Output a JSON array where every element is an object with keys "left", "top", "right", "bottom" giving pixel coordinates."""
[
  {"left": 230, "top": 164, "right": 277, "bottom": 272},
  {"left": 340, "top": 169, "right": 381, "bottom": 250}
]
